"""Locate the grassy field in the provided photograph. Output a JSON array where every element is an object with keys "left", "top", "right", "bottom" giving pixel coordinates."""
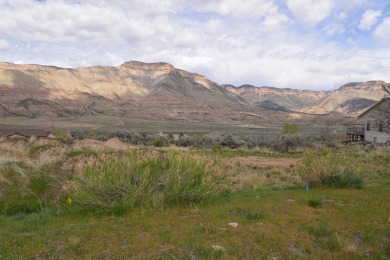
[
  {"left": 2, "top": 186, "right": 389, "bottom": 259},
  {"left": 0, "top": 139, "right": 389, "bottom": 259},
  {"left": 0, "top": 116, "right": 347, "bottom": 136}
]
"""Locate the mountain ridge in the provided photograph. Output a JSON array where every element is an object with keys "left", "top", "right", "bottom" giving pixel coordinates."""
[
  {"left": 0, "top": 61, "right": 272, "bottom": 122},
  {"left": 0, "top": 60, "right": 388, "bottom": 122},
  {"left": 223, "top": 84, "right": 329, "bottom": 111}
]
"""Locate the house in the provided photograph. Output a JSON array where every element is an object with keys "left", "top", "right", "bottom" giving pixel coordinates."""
[
  {"left": 356, "top": 98, "right": 390, "bottom": 144},
  {"left": 0, "top": 129, "right": 49, "bottom": 139}
]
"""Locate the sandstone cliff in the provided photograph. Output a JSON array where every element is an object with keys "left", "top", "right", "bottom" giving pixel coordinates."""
[
  {"left": 302, "top": 81, "right": 390, "bottom": 116},
  {"left": 0, "top": 61, "right": 387, "bottom": 123},
  {"left": 224, "top": 84, "right": 328, "bottom": 111},
  {"left": 0, "top": 61, "right": 272, "bottom": 122}
]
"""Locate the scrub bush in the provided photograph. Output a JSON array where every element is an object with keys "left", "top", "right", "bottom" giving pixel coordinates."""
[
  {"left": 68, "top": 150, "right": 224, "bottom": 213},
  {"left": 297, "top": 149, "right": 363, "bottom": 188}
]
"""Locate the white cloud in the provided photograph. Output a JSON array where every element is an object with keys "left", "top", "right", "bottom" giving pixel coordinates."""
[
  {"left": 184, "top": 0, "right": 284, "bottom": 19},
  {"left": 0, "top": 0, "right": 389, "bottom": 91},
  {"left": 359, "top": 9, "right": 382, "bottom": 30},
  {"left": 323, "top": 23, "right": 345, "bottom": 36},
  {"left": 287, "top": 0, "right": 335, "bottom": 26},
  {"left": 374, "top": 17, "right": 390, "bottom": 40},
  {"left": 64, "top": 52, "right": 124, "bottom": 68},
  {"left": 0, "top": 39, "right": 10, "bottom": 49},
  {"left": 337, "top": 0, "right": 366, "bottom": 9},
  {"left": 337, "top": 12, "right": 348, "bottom": 20}
]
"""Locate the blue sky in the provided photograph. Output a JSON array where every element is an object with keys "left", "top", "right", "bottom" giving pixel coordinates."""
[{"left": 0, "top": 0, "right": 389, "bottom": 90}]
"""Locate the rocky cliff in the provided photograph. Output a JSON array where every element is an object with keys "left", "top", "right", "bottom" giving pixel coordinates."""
[
  {"left": 0, "top": 61, "right": 274, "bottom": 122},
  {"left": 0, "top": 61, "right": 387, "bottom": 123},
  {"left": 302, "top": 81, "right": 390, "bottom": 116},
  {"left": 224, "top": 84, "right": 328, "bottom": 111}
]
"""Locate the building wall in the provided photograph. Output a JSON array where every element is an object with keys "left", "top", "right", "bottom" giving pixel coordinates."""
[
  {"left": 360, "top": 100, "right": 390, "bottom": 144},
  {"left": 8, "top": 134, "right": 27, "bottom": 139},
  {"left": 364, "top": 130, "right": 390, "bottom": 143}
]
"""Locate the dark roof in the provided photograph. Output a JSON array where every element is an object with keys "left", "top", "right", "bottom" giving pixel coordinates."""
[
  {"left": 358, "top": 97, "right": 390, "bottom": 118},
  {"left": 0, "top": 129, "right": 48, "bottom": 138}
]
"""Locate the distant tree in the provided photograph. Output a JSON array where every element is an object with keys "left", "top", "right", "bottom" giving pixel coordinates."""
[
  {"left": 88, "top": 131, "right": 97, "bottom": 138},
  {"left": 282, "top": 123, "right": 299, "bottom": 135}
]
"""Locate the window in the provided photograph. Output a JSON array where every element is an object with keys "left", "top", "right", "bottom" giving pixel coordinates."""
[
  {"left": 379, "top": 121, "right": 384, "bottom": 132},
  {"left": 366, "top": 122, "right": 371, "bottom": 131}
]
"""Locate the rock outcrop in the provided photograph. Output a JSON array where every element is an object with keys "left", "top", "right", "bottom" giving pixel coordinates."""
[
  {"left": 224, "top": 84, "right": 328, "bottom": 111},
  {"left": 0, "top": 61, "right": 269, "bottom": 122},
  {"left": 1, "top": 61, "right": 388, "bottom": 122},
  {"left": 302, "top": 81, "right": 389, "bottom": 116}
]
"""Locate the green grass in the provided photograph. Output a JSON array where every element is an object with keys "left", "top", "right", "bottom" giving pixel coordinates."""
[
  {"left": 68, "top": 150, "right": 224, "bottom": 213},
  {"left": 0, "top": 140, "right": 389, "bottom": 258},
  {"left": 1, "top": 186, "right": 389, "bottom": 258},
  {"left": 297, "top": 148, "right": 364, "bottom": 188},
  {"left": 308, "top": 198, "right": 323, "bottom": 208},
  {"left": 203, "top": 147, "right": 302, "bottom": 158},
  {"left": 65, "top": 148, "right": 98, "bottom": 158}
]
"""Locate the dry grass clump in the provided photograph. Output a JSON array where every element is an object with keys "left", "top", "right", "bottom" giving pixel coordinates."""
[
  {"left": 66, "top": 150, "right": 225, "bottom": 214},
  {"left": 297, "top": 148, "right": 363, "bottom": 188}
]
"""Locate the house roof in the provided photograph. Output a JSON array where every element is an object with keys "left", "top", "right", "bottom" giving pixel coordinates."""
[
  {"left": 0, "top": 129, "right": 48, "bottom": 138},
  {"left": 357, "top": 97, "right": 390, "bottom": 118}
]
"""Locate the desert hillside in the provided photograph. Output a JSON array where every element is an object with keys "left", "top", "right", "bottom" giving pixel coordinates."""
[
  {"left": 224, "top": 85, "right": 329, "bottom": 111},
  {"left": 0, "top": 61, "right": 273, "bottom": 122},
  {"left": 0, "top": 61, "right": 388, "bottom": 123},
  {"left": 302, "top": 81, "right": 390, "bottom": 116}
]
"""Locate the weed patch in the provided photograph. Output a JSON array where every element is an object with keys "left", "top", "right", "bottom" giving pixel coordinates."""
[
  {"left": 230, "top": 207, "right": 267, "bottom": 221},
  {"left": 297, "top": 149, "right": 363, "bottom": 188},
  {"left": 65, "top": 149, "right": 98, "bottom": 158},
  {"left": 306, "top": 224, "right": 341, "bottom": 251},
  {"left": 68, "top": 150, "right": 225, "bottom": 213},
  {"left": 307, "top": 199, "right": 322, "bottom": 208},
  {"left": 29, "top": 144, "right": 55, "bottom": 157}
]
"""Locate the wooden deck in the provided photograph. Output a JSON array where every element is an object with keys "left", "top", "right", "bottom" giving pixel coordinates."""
[{"left": 347, "top": 126, "right": 364, "bottom": 142}]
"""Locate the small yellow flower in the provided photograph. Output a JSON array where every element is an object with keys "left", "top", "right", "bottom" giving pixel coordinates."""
[{"left": 66, "top": 197, "right": 72, "bottom": 205}]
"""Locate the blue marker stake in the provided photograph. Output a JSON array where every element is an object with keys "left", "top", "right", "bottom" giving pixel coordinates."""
[{"left": 306, "top": 185, "right": 309, "bottom": 192}]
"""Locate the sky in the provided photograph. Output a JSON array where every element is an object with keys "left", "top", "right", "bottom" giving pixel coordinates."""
[{"left": 0, "top": 0, "right": 390, "bottom": 90}]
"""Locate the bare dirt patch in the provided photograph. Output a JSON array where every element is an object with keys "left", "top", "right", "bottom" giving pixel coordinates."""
[{"left": 104, "top": 138, "right": 128, "bottom": 150}]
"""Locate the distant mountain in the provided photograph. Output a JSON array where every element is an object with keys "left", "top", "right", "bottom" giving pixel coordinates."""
[
  {"left": 302, "top": 81, "right": 389, "bottom": 116},
  {"left": 223, "top": 84, "right": 328, "bottom": 111},
  {"left": 0, "top": 61, "right": 279, "bottom": 122},
  {"left": 224, "top": 81, "right": 390, "bottom": 117},
  {"left": 0, "top": 61, "right": 387, "bottom": 124}
]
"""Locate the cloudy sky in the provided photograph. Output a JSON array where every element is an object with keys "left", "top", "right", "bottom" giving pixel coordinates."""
[{"left": 0, "top": 0, "right": 389, "bottom": 90}]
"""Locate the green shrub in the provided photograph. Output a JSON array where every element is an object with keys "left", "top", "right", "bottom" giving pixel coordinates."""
[
  {"left": 29, "top": 144, "right": 55, "bottom": 157},
  {"left": 65, "top": 148, "right": 98, "bottom": 158},
  {"left": 282, "top": 123, "right": 299, "bottom": 135},
  {"left": 308, "top": 199, "right": 322, "bottom": 208},
  {"left": 0, "top": 163, "right": 57, "bottom": 215},
  {"left": 175, "top": 136, "right": 195, "bottom": 147},
  {"left": 52, "top": 129, "right": 63, "bottom": 138},
  {"left": 297, "top": 149, "right": 363, "bottom": 188},
  {"left": 88, "top": 131, "right": 97, "bottom": 138},
  {"left": 68, "top": 150, "right": 224, "bottom": 213},
  {"left": 231, "top": 207, "right": 266, "bottom": 221},
  {"left": 219, "top": 134, "right": 242, "bottom": 149},
  {"left": 152, "top": 138, "right": 167, "bottom": 147}
]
